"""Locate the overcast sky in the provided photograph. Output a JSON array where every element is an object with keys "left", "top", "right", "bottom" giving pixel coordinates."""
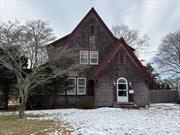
[{"left": 1, "top": 0, "right": 180, "bottom": 63}]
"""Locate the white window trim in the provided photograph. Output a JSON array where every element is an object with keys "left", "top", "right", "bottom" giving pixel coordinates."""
[
  {"left": 90, "top": 51, "right": 98, "bottom": 65},
  {"left": 77, "top": 78, "right": 86, "bottom": 95},
  {"left": 117, "top": 77, "right": 128, "bottom": 92},
  {"left": 67, "top": 78, "right": 76, "bottom": 95},
  {"left": 80, "top": 50, "right": 88, "bottom": 64}
]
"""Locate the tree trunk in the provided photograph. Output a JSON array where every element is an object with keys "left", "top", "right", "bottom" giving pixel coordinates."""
[
  {"left": 34, "top": 41, "right": 38, "bottom": 67},
  {"left": 19, "top": 103, "right": 25, "bottom": 119},
  {"left": 18, "top": 94, "right": 26, "bottom": 119},
  {"left": 52, "top": 89, "right": 55, "bottom": 109},
  {"left": 3, "top": 83, "right": 9, "bottom": 110},
  {"left": 65, "top": 90, "right": 69, "bottom": 108}
]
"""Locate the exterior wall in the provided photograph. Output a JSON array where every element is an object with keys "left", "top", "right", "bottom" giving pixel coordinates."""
[
  {"left": 46, "top": 11, "right": 150, "bottom": 107},
  {"left": 27, "top": 95, "right": 86, "bottom": 109},
  {"left": 47, "top": 12, "right": 116, "bottom": 79},
  {"left": 54, "top": 96, "right": 86, "bottom": 108},
  {"left": 94, "top": 77, "right": 115, "bottom": 106},
  {"left": 94, "top": 48, "right": 150, "bottom": 107},
  {"left": 150, "top": 90, "right": 179, "bottom": 103}
]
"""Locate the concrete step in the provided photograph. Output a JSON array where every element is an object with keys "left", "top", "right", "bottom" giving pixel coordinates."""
[{"left": 114, "top": 102, "right": 139, "bottom": 109}]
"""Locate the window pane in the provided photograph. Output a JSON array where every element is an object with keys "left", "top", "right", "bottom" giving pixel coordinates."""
[
  {"left": 118, "top": 91, "right": 127, "bottom": 96},
  {"left": 81, "top": 53, "right": 88, "bottom": 58},
  {"left": 90, "top": 51, "right": 98, "bottom": 64},
  {"left": 118, "top": 79, "right": 126, "bottom": 83},
  {"left": 77, "top": 78, "right": 86, "bottom": 94},
  {"left": 91, "top": 52, "right": 98, "bottom": 57},
  {"left": 118, "top": 84, "right": 126, "bottom": 89},
  {"left": 78, "top": 79, "right": 85, "bottom": 86},
  {"left": 68, "top": 78, "right": 76, "bottom": 94},
  {"left": 78, "top": 87, "right": 86, "bottom": 94},
  {"left": 80, "top": 51, "right": 88, "bottom": 64},
  {"left": 81, "top": 57, "right": 88, "bottom": 64},
  {"left": 91, "top": 58, "right": 98, "bottom": 64},
  {"left": 69, "top": 79, "right": 75, "bottom": 88}
]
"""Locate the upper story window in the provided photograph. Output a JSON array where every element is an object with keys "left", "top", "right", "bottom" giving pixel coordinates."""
[
  {"left": 80, "top": 50, "right": 99, "bottom": 65},
  {"left": 77, "top": 78, "right": 86, "bottom": 95},
  {"left": 118, "top": 54, "right": 125, "bottom": 64},
  {"left": 89, "top": 25, "right": 95, "bottom": 36},
  {"left": 90, "top": 51, "right": 98, "bottom": 65},
  {"left": 67, "top": 78, "right": 76, "bottom": 95},
  {"left": 80, "top": 50, "right": 88, "bottom": 64}
]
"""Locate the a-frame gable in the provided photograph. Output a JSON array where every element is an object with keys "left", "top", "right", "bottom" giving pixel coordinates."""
[
  {"left": 89, "top": 38, "right": 149, "bottom": 81},
  {"left": 47, "top": 7, "right": 118, "bottom": 48}
]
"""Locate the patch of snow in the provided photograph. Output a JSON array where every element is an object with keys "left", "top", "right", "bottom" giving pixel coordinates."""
[{"left": 1, "top": 103, "right": 180, "bottom": 135}]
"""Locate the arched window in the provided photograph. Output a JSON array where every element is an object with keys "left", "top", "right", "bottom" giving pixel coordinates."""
[{"left": 117, "top": 77, "right": 128, "bottom": 96}]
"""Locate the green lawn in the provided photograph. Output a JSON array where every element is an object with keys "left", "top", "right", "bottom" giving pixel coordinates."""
[{"left": 0, "top": 114, "right": 73, "bottom": 135}]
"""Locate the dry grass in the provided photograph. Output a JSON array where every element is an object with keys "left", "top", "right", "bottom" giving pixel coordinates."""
[{"left": 0, "top": 115, "right": 74, "bottom": 135}]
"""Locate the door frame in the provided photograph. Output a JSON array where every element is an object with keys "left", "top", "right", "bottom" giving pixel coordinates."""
[{"left": 116, "top": 77, "right": 129, "bottom": 103}]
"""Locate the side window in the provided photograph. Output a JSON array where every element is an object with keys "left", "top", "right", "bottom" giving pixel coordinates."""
[
  {"left": 90, "top": 51, "right": 98, "bottom": 65},
  {"left": 67, "top": 78, "right": 76, "bottom": 95},
  {"left": 118, "top": 54, "right": 125, "bottom": 64},
  {"left": 80, "top": 51, "right": 88, "bottom": 64},
  {"left": 77, "top": 78, "right": 86, "bottom": 95}
]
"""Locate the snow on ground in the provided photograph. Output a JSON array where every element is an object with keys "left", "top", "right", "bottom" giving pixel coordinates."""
[{"left": 1, "top": 103, "right": 180, "bottom": 135}]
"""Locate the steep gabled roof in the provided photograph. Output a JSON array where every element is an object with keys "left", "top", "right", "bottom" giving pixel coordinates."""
[
  {"left": 89, "top": 38, "right": 149, "bottom": 80},
  {"left": 47, "top": 34, "right": 71, "bottom": 47},
  {"left": 47, "top": 7, "right": 118, "bottom": 48},
  {"left": 46, "top": 8, "right": 148, "bottom": 81},
  {"left": 47, "top": 7, "right": 135, "bottom": 51}
]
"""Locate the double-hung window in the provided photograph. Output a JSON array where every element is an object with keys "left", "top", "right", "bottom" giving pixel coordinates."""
[
  {"left": 80, "top": 50, "right": 99, "bottom": 65},
  {"left": 67, "top": 78, "right": 76, "bottom": 95},
  {"left": 80, "top": 51, "right": 88, "bottom": 64},
  {"left": 77, "top": 78, "right": 86, "bottom": 95},
  {"left": 90, "top": 51, "right": 98, "bottom": 65}
]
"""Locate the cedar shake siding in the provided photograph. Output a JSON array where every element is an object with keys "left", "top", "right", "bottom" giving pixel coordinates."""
[
  {"left": 46, "top": 8, "right": 150, "bottom": 108},
  {"left": 94, "top": 47, "right": 150, "bottom": 107}
]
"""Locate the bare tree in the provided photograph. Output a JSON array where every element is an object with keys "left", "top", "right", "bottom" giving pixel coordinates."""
[
  {"left": 0, "top": 21, "right": 54, "bottom": 118},
  {"left": 0, "top": 20, "right": 84, "bottom": 118},
  {"left": 25, "top": 20, "right": 55, "bottom": 68},
  {"left": 112, "top": 25, "right": 149, "bottom": 51},
  {"left": 156, "top": 29, "right": 180, "bottom": 78}
]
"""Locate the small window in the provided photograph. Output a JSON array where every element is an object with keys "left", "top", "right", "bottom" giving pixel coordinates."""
[
  {"left": 77, "top": 78, "right": 86, "bottom": 95},
  {"left": 89, "top": 25, "right": 95, "bottom": 36},
  {"left": 80, "top": 51, "right": 88, "bottom": 64},
  {"left": 118, "top": 54, "right": 124, "bottom": 64},
  {"left": 90, "top": 51, "right": 98, "bottom": 65},
  {"left": 67, "top": 78, "right": 76, "bottom": 95},
  {"left": 89, "top": 36, "right": 96, "bottom": 49}
]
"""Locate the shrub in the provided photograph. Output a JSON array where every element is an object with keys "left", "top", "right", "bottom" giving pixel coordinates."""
[
  {"left": 81, "top": 96, "right": 95, "bottom": 109},
  {"left": 177, "top": 99, "right": 180, "bottom": 104}
]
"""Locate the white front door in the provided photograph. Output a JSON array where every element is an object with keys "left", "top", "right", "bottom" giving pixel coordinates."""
[{"left": 117, "top": 77, "right": 128, "bottom": 103}]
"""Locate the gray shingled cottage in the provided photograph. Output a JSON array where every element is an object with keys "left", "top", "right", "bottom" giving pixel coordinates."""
[{"left": 46, "top": 8, "right": 150, "bottom": 107}]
